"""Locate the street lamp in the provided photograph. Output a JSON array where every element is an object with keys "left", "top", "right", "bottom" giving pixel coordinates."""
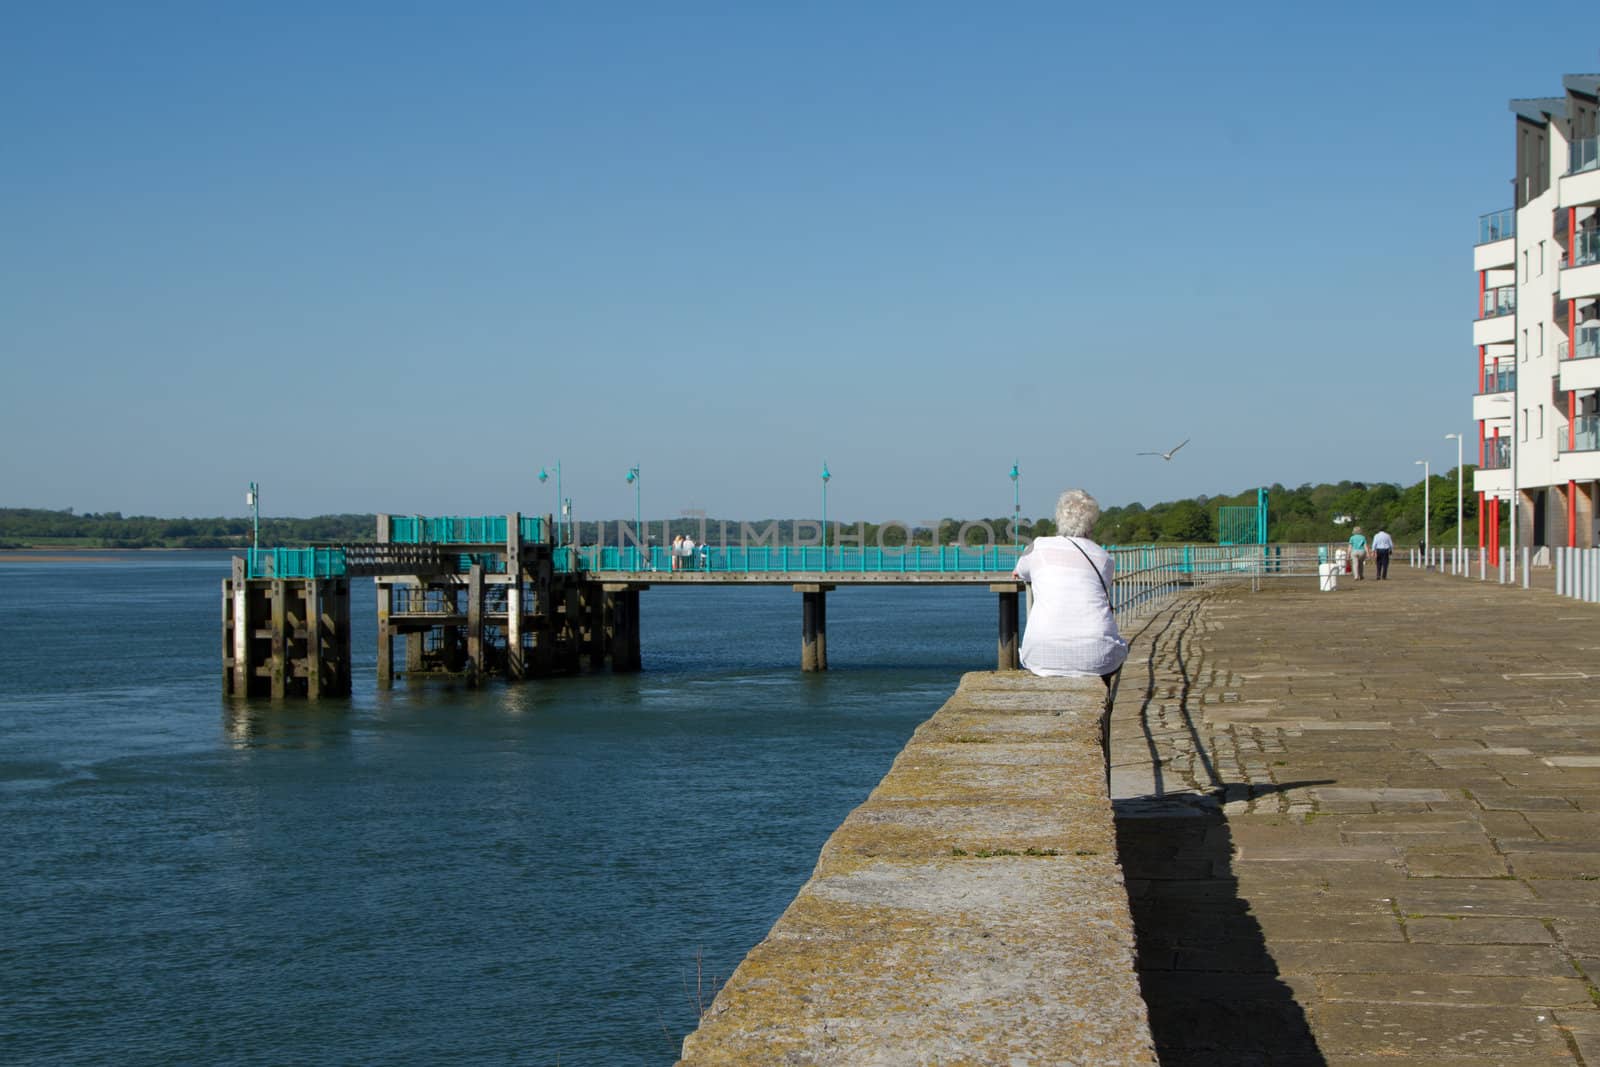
[
  {"left": 625, "top": 465, "right": 641, "bottom": 567},
  {"left": 1444, "top": 432, "right": 1464, "bottom": 571},
  {"left": 1009, "top": 461, "right": 1020, "bottom": 545},
  {"left": 821, "top": 462, "right": 831, "bottom": 570},
  {"left": 1415, "top": 459, "right": 1430, "bottom": 565},
  {"left": 246, "top": 481, "right": 260, "bottom": 556},
  {"left": 538, "top": 462, "right": 562, "bottom": 544}
]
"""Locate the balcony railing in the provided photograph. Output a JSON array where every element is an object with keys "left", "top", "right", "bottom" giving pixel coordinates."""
[
  {"left": 1559, "top": 325, "right": 1600, "bottom": 361},
  {"left": 1571, "top": 136, "right": 1600, "bottom": 176},
  {"left": 1479, "top": 285, "right": 1515, "bottom": 319},
  {"left": 1480, "top": 436, "right": 1512, "bottom": 470},
  {"left": 1568, "top": 230, "right": 1600, "bottom": 269},
  {"left": 1478, "top": 208, "right": 1514, "bottom": 244},
  {"left": 1561, "top": 414, "right": 1600, "bottom": 454},
  {"left": 1479, "top": 366, "right": 1517, "bottom": 393}
]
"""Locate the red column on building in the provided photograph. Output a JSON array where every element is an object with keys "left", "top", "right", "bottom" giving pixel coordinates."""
[{"left": 1570, "top": 480, "right": 1578, "bottom": 549}]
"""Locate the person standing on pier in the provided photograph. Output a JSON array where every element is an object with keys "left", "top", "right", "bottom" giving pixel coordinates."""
[
  {"left": 1371, "top": 527, "right": 1394, "bottom": 580},
  {"left": 1012, "top": 489, "right": 1128, "bottom": 682},
  {"left": 1348, "top": 526, "right": 1368, "bottom": 580},
  {"left": 671, "top": 534, "right": 683, "bottom": 571},
  {"left": 682, "top": 534, "right": 696, "bottom": 572}
]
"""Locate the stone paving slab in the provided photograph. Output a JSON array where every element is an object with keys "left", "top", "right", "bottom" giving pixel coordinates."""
[{"left": 1111, "top": 567, "right": 1600, "bottom": 1064}]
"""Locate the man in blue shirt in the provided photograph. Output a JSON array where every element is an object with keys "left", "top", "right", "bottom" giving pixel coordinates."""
[
  {"left": 1371, "top": 528, "right": 1394, "bottom": 580},
  {"left": 1348, "top": 526, "right": 1369, "bottom": 580}
]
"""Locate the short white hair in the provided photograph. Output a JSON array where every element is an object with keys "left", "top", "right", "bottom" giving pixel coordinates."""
[{"left": 1054, "top": 489, "right": 1100, "bottom": 538}]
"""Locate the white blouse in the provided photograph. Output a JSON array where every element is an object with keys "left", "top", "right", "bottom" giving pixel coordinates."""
[{"left": 1012, "top": 536, "right": 1128, "bottom": 678}]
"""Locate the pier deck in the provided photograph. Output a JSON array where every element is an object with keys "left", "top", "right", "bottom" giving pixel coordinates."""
[{"left": 1111, "top": 568, "right": 1600, "bottom": 1064}]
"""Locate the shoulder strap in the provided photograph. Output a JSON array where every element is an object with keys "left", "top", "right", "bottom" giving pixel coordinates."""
[{"left": 1066, "top": 537, "right": 1112, "bottom": 601}]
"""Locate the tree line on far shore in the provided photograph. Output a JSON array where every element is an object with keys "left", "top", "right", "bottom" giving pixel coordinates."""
[{"left": 0, "top": 472, "right": 1483, "bottom": 550}]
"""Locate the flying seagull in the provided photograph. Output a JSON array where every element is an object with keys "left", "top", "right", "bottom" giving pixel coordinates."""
[{"left": 1138, "top": 438, "right": 1190, "bottom": 461}]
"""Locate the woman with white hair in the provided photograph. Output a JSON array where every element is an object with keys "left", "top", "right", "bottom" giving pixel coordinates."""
[{"left": 1012, "top": 489, "right": 1128, "bottom": 680}]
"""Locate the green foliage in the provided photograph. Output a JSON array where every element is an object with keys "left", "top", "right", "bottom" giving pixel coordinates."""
[
  {"left": 0, "top": 509, "right": 378, "bottom": 549},
  {"left": 1093, "top": 468, "right": 1483, "bottom": 545}
]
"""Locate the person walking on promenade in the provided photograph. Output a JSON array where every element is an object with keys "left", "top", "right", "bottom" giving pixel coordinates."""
[
  {"left": 1371, "top": 527, "right": 1394, "bottom": 580},
  {"left": 1348, "top": 525, "right": 1369, "bottom": 580},
  {"left": 1011, "top": 489, "right": 1128, "bottom": 683}
]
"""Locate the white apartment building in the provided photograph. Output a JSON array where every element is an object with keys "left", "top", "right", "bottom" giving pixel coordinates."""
[{"left": 1473, "top": 74, "right": 1600, "bottom": 556}]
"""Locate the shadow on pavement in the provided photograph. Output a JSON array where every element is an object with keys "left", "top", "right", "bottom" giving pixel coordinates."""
[{"left": 1116, "top": 792, "right": 1328, "bottom": 1066}]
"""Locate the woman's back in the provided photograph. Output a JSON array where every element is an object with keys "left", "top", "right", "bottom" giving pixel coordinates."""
[{"left": 1014, "top": 536, "right": 1126, "bottom": 677}]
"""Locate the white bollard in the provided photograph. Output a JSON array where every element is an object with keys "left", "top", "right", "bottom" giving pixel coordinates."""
[
  {"left": 1558, "top": 547, "right": 1567, "bottom": 597},
  {"left": 1522, "top": 546, "right": 1530, "bottom": 589}
]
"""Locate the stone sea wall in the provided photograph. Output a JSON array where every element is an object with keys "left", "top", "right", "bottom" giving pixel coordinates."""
[{"left": 677, "top": 671, "right": 1156, "bottom": 1065}]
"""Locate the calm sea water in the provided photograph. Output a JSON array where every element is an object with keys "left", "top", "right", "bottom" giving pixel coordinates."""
[{"left": 0, "top": 551, "right": 1000, "bottom": 1065}]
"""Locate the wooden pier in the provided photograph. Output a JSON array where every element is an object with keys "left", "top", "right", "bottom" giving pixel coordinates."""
[
  {"left": 224, "top": 515, "right": 1052, "bottom": 698},
  {"left": 222, "top": 557, "right": 352, "bottom": 699}
]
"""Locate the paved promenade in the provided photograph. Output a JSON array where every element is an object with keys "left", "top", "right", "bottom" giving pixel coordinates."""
[{"left": 1110, "top": 564, "right": 1600, "bottom": 1064}]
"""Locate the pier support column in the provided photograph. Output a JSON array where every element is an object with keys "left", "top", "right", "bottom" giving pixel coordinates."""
[
  {"left": 305, "top": 580, "right": 324, "bottom": 700},
  {"left": 270, "top": 580, "right": 287, "bottom": 698},
  {"left": 376, "top": 585, "right": 395, "bottom": 694},
  {"left": 467, "top": 564, "right": 484, "bottom": 679},
  {"left": 604, "top": 583, "right": 645, "bottom": 672},
  {"left": 586, "top": 584, "right": 608, "bottom": 671},
  {"left": 506, "top": 582, "right": 525, "bottom": 679},
  {"left": 796, "top": 584, "right": 833, "bottom": 672},
  {"left": 228, "top": 558, "right": 250, "bottom": 696},
  {"left": 992, "top": 582, "right": 1023, "bottom": 670}
]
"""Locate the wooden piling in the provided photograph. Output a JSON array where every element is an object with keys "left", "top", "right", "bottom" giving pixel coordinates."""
[
  {"left": 797, "top": 584, "right": 832, "bottom": 672},
  {"left": 992, "top": 582, "right": 1022, "bottom": 670}
]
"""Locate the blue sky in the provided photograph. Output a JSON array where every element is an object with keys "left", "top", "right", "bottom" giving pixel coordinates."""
[{"left": 2, "top": 3, "right": 1595, "bottom": 521}]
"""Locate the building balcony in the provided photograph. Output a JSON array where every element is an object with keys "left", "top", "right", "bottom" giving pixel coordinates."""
[
  {"left": 1478, "top": 285, "right": 1516, "bottom": 318},
  {"left": 1560, "top": 236, "right": 1600, "bottom": 300},
  {"left": 1556, "top": 414, "right": 1600, "bottom": 481},
  {"left": 1561, "top": 139, "right": 1600, "bottom": 207},
  {"left": 1561, "top": 414, "right": 1600, "bottom": 453},
  {"left": 1572, "top": 137, "right": 1599, "bottom": 177},
  {"left": 1479, "top": 207, "right": 1515, "bottom": 243},
  {"left": 1473, "top": 287, "right": 1516, "bottom": 346},
  {"left": 1473, "top": 372, "right": 1515, "bottom": 422},
  {"left": 1558, "top": 338, "right": 1600, "bottom": 391},
  {"left": 1473, "top": 464, "right": 1510, "bottom": 498},
  {"left": 1481, "top": 435, "right": 1513, "bottom": 470}
]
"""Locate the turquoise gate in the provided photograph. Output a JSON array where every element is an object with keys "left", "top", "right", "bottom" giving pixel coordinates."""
[{"left": 1217, "top": 488, "right": 1268, "bottom": 546}]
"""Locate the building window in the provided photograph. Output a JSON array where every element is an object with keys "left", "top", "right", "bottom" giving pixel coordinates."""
[
  {"left": 1523, "top": 410, "right": 1529, "bottom": 441},
  {"left": 1523, "top": 250, "right": 1529, "bottom": 281},
  {"left": 1523, "top": 329, "right": 1529, "bottom": 361},
  {"left": 1539, "top": 241, "right": 1546, "bottom": 275},
  {"left": 1539, "top": 323, "right": 1544, "bottom": 357},
  {"left": 1538, "top": 405, "right": 1544, "bottom": 438}
]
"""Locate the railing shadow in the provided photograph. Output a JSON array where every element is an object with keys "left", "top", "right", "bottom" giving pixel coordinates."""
[{"left": 1112, "top": 594, "right": 1329, "bottom": 1065}]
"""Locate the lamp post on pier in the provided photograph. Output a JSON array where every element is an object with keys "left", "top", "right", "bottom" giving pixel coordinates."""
[
  {"left": 246, "top": 482, "right": 260, "bottom": 556},
  {"left": 1009, "top": 461, "right": 1020, "bottom": 545},
  {"left": 821, "top": 462, "right": 831, "bottom": 571},
  {"left": 538, "top": 462, "right": 562, "bottom": 544},
  {"left": 1444, "top": 432, "right": 1464, "bottom": 569},
  {"left": 625, "top": 465, "right": 641, "bottom": 568},
  {"left": 1415, "top": 459, "right": 1430, "bottom": 566}
]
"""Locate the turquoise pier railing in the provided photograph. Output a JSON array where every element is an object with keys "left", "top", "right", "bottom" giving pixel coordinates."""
[
  {"left": 571, "top": 545, "right": 1027, "bottom": 574},
  {"left": 389, "top": 515, "right": 546, "bottom": 545},
  {"left": 246, "top": 547, "right": 347, "bottom": 579}
]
